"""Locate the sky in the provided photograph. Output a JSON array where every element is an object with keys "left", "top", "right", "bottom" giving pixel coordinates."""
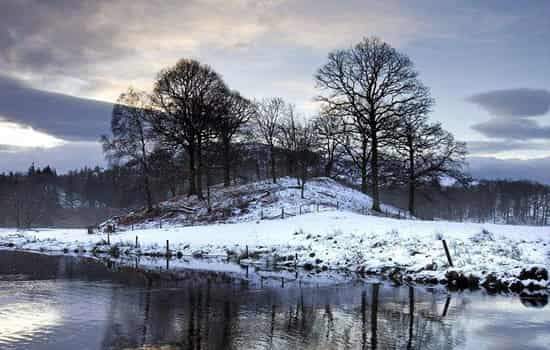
[{"left": 0, "top": 0, "right": 549, "bottom": 181}]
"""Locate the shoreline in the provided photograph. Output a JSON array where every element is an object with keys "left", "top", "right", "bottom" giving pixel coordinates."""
[{"left": 1, "top": 211, "right": 549, "bottom": 293}]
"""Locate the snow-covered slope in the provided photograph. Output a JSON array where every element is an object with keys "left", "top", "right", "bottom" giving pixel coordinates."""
[{"left": 109, "top": 177, "right": 406, "bottom": 230}]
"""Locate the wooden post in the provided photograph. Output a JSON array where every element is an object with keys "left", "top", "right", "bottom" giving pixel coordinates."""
[
  {"left": 281, "top": 208, "right": 285, "bottom": 219},
  {"left": 159, "top": 216, "right": 162, "bottom": 229},
  {"left": 260, "top": 208, "right": 263, "bottom": 220},
  {"left": 135, "top": 235, "right": 139, "bottom": 248},
  {"left": 317, "top": 203, "right": 319, "bottom": 212},
  {"left": 336, "top": 201, "right": 339, "bottom": 210},
  {"left": 281, "top": 278, "right": 284, "bottom": 288},
  {"left": 442, "top": 240, "right": 453, "bottom": 267},
  {"left": 299, "top": 205, "right": 302, "bottom": 215},
  {"left": 131, "top": 223, "right": 134, "bottom": 231},
  {"left": 245, "top": 245, "right": 249, "bottom": 259},
  {"left": 107, "top": 232, "right": 110, "bottom": 245},
  {"left": 166, "top": 239, "right": 170, "bottom": 256},
  {"left": 295, "top": 253, "right": 298, "bottom": 269}
]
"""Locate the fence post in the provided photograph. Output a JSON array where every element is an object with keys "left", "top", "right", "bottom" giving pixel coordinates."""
[
  {"left": 299, "top": 205, "right": 302, "bottom": 215},
  {"left": 245, "top": 245, "right": 249, "bottom": 259},
  {"left": 260, "top": 208, "right": 263, "bottom": 220},
  {"left": 317, "top": 203, "right": 319, "bottom": 212},
  {"left": 281, "top": 208, "right": 285, "bottom": 219},
  {"left": 159, "top": 216, "right": 162, "bottom": 229},
  {"left": 336, "top": 201, "right": 339, "bottom": 210},
  {"left": 135, "top": 235, "right": 138, "bottom": 248},
  {"left": 166, "top": 239, "right": 170, "bottom": 257},
  {"left": 442, "top": 239, "right": 453, "bottom": 267},
  {"left": 107, "top": 232, "right": 110, "bottom": 245}
]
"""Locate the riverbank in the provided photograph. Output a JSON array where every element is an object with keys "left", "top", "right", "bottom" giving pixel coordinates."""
[{"left": 1, "top": 211, "right": 549, "bottom": 292}]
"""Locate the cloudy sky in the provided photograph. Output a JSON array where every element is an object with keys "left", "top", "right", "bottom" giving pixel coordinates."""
[{"left": 0, "top": 0, "right": 549, "bottom": 181}]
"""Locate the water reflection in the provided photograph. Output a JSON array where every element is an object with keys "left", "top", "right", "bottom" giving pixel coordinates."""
[{"left": 0, "top": 251, "right": 549, "bottom": 350}]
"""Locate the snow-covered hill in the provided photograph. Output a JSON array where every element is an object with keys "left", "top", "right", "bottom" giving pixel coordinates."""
[{"left": 108, "top": 177, "right": 407, "bottom": 230}]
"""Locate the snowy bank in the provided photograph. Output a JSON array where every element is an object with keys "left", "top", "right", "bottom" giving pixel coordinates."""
[{"left": 1, "top": 211, "right": 549, "bottom": 291}]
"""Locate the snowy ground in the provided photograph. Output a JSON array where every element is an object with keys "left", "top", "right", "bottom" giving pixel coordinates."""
[
  {"left": 107, "top": 177, "right": 408, "bottom": 230},
  {"left": 1, "top": 210, "right": 549, "bottom": 290}
]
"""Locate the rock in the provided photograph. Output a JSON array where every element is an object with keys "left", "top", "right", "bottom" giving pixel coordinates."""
[
  {"left": 425, "top": 262, "right": 437, "bottom": 271},
  {"left": 508, "top": 279, "right": 524, "bottom": 293},
  {"left": 519, "top": 266, "right": 548, "bottom": 282},
  {"left": 303, "top": 262, "right": 314, "bottom": 271},
  {"left": 445, "top": 271, "right": 479, "bottom": 290},
  {"left": 481, "top": 273, "right": 502, "bottom": 293},
  {"left": 388, "top": 268, "right": 403, "bottom": 284}
]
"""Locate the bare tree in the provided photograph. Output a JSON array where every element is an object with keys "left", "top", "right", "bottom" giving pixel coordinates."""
[
  {"left": 252, "top": 97, "right": 287, "bottom": 183},
  {"left": 315, "top": 37, "right": 431, "bottom": 212},
  {"left": 277, "top": 104, "right": 299, "bottom": 180},
  {"left": 313, "top": 108, "right": 345, "bottom": 178},
  {"left": 101, "top": 88, "right": 155, "bottom": 211},
  {"left": 150, "top": 59, "right": 229, "bottom": 197},
  {"left": 394, "top": 115, "right": 468, "bottom": 216},
  {"left": 215, "top": 91, "right": 255, "bottom": 187},
  {"left": 295, "top": 119, "right": 319, "bottom": 198}
]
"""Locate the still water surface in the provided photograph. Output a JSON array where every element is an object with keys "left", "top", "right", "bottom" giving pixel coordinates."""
[{"left": 0, "top": 251, "right": 549, "bottom": 350}]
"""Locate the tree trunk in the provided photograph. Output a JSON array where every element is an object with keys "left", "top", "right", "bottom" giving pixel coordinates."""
[
  {"left": 196, "top": 140, "right": 204, "bottom": 199},
  {"left": 407, "top": 140, "right": 415, "bottom": 217},
  {"left": 360, "top": 137, "right": 368, "bottom": 194},
  {"left": 223, "top": 138, "right": 231, "bottom": 187},
  {"left": 188, "top": 144, "right": 197, "bottom": 196},
  {"left": 370, "top": 130, "right": 381, "bottom": 212},
  {"left": 143, "top": 173, "right": 153, "bottom": 211},
  {"left": 270, "top": 145, "right": 277, "bottom": 184},
  {"left": 324, "top": 160, "right": 333, "bottom": 178}
]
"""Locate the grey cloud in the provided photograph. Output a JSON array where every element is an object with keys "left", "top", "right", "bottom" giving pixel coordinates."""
[
  {"left": 0, "top": 75, "right": 112, "bottom": 141},
  {"left": 467, "top": 140, "right": 550, "bottom": 154},
  {"left": 468, "top": 156, "right": 550, "bottom": 184},
  {"left": 0, "top": 1, "right": 126, "bottom": 72},
  {"left": 467, "top": 88, "right": 550, "bottom": 117},
  {"left": 471, "top": 117, "right": 550, "bottom": 140}
]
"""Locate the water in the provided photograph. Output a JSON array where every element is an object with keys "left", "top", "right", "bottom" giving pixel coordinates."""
[{"left": 0, "top": 251, "right": 549, "bottom": 349}]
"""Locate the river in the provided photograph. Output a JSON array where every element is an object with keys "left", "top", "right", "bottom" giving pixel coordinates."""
[{"left": 0, "top": 250, "right": 549, "bottom": 349}]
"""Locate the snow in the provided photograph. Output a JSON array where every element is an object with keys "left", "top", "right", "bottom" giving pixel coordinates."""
[
  {"left": 1, "top": 210, "right": 549, "bottom": 287},
  {"left": 108, "top": 177, "right": 409, "bottom": 230}
]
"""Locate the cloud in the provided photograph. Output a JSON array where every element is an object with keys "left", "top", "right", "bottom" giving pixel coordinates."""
[
  {"left": 468, "top": 156, "right": 550, "bottom": 184},
  {"left": 0, "top": 75, "right": 112, "bottom": 141},
  {"left": 471, "top": 118, "right": 550, "bottom": 140},
  {"left": 467, "top": 88, "right": 550, "bottom": 117},
  {"left": 0, "top": 0, "right": 427, "bottom": 101},
  {"left": 467, "top": 140, "right": 550, "bottom": 154}
]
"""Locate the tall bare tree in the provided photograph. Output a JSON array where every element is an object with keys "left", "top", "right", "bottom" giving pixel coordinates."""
[
  {"left": 101, "top": 88, "right": 155, "bottom": 211},
  {"left": 252, "top": 97, "right": 287, "bottom": 183},
  {"left": 295, "top": 119, "right": 319, "bottom": 198},
  {"left": 277, "top": 104, "right": 299, "bottom": 180},
  {"left": 313, "top": 108, "right": 345, "bottom": 178},
  {"left": 150, "top": 59, "right": 229, "bottom": 197},
  {"left": 394, "top": 117, "right": 468, "bottom": 216},
  {"left": 216, "top": 91, "right": 255, "bottom": 187},
  {"left": 315, "top": 37, "right": 431, "bottom": 212}
]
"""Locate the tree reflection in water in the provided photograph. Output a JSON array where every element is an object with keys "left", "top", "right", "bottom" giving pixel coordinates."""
[
  {"left": 97, "top": 276, "right": 471, "bottom": 350},
  {"left": 1, "top": 252, "right": 547, "bottom": 350}
]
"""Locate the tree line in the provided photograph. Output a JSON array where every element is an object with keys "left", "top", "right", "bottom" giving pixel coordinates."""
[
  {"left": 1, "top": 165, "right": 549, "bottom": 227},
  {"left": 101, "top": 37, "right": 467, "bottom": 217}
]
